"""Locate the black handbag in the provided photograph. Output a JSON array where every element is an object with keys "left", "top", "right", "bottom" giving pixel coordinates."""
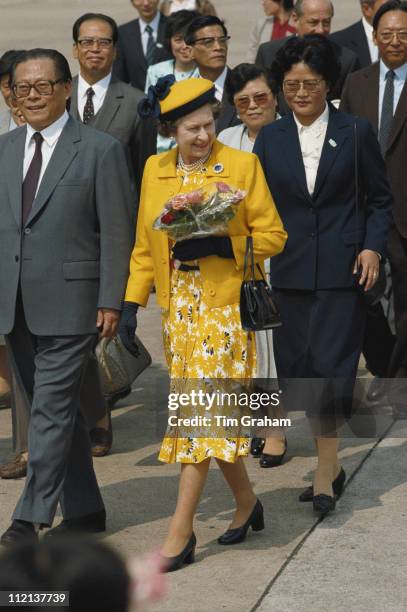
[
  {"left": 240, "top": 236, "right": 282, "bottom": 331},
  {"left": 354, "top": 121, "right": 386, "bottom": 307}
]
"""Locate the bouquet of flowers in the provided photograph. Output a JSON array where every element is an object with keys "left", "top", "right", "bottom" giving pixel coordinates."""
[{"left": 152, "top": 182, "right": 246, "bottom": 241}]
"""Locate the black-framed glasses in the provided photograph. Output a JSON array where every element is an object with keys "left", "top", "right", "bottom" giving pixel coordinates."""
[
  {"left": 12, "top": 79, "right": 65, "bottom": 98},
  {"left": 77, "top": 37, "right": 113, "bottom": 49},
  {"left": 282, "top": 79, "right": 325, "bottom": 94},
  {"left": 377, "top": 30, "right": 407, "bottom": 44},
  {"left": 192, "top": 35, "right": 230, "bottom": 49}
]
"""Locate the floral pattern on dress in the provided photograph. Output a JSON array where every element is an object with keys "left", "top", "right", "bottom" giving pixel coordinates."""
[{"left": 158, "top": 268, "right": 256, "bottom": 464}]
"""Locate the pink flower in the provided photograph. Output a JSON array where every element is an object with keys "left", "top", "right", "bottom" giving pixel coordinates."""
[
  {"left": 185, "top": 189, "right": 204, "bottom": 205},
  {"left": 169, "top": 194, "right": 188, "bottom": 211},
  {"left": 216, "top": 182, "right": 232, "bottom": 193}
]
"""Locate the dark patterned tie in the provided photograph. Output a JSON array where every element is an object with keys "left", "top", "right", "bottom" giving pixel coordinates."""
[
  {"left": 22, "top": 132, "right": 43, "bottom": 225},
  {"left": 379, "top": 69, "right": 395, "bottom": 156},
  {"left": 83, "top": 87, "right": 95, "bottom": 124},
  {"left": 145, "top": 24, "right": 156, "bottom": 66}
]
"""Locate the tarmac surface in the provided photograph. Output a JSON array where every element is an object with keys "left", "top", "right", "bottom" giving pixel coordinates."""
[{"left": 2, "top": 2, "right": 407, "bottom": 611}]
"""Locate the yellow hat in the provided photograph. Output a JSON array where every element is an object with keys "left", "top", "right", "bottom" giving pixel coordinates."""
[{"left": 138, "top": 75, "right": 216, "bottom": 121}]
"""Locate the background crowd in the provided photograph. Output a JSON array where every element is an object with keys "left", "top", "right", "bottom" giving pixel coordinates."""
[{"left": 0, "top": 0, "right": 406, "bottom": 605}]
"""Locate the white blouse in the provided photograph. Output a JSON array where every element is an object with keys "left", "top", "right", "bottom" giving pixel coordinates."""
[{"left": 293, "top": 104, "right": 329, "bottom": 196}]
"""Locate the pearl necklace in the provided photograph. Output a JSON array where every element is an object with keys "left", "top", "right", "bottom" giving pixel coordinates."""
[{"left": 177, "top": 149, "right": 212, "bottom": 175}]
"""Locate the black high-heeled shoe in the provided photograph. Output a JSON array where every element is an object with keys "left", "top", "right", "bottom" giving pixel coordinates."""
[
  {"left": 217, "top": 499, "right": 264, "bottom": 545},
  {"left": 259, "top": 438, "right": 287, "bottom": 468},
  {"left": 163, "top": 533, "right": 196, "bottom": 572},
  {"left": 299, "top": 467, "right": 346, "bottom": 503},
  {"left": 250, "top": 438, "right": 265, "bottom": 457},
  {"left": 313, "top": 493, "right": 336, "bottom": 516}
]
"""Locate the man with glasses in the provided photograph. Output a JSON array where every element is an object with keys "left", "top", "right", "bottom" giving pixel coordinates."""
[
  {"left": 341, "top": 1, "right": 407, "bottom": 412},
  {"left": 184, "top": 15, "right": 240, "bottom": 132},
  {"left": 255, "top": 0, "right": 360, "bottom": 106},
  {"left": 113, "top": 0, "right": 172, "bottom": 91},
  {"left": 331, "top": 0, "right": 388, "bottom": 69},
  {"left": 0, "top": 48, "right": 133, "bottom": 546}
]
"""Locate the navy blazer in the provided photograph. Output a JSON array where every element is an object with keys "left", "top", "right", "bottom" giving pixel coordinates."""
[{"left": 253, "top": 107, "right": 393, "bottom": 290}]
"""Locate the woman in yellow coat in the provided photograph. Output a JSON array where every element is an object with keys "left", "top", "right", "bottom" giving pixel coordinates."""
[{"left": 119, "top": 76, "right": 287, "bottom": 571}]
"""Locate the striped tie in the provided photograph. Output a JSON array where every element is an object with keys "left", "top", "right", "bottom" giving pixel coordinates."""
[
  {"left": 145, "top": 24, "right": 156, "bottom": 66},
  {"left": 379, "top": 70, "right": 395, "bottom": 156}
]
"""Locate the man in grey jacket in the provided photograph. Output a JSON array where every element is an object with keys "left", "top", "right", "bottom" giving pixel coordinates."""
[{"left": 0, "top": 48, "right": 133, "bottom": 546}]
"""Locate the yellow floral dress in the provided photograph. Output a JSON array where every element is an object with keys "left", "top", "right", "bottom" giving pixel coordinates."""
[{"left": 158, "top": 168, "right": 257, "bottom": 464}]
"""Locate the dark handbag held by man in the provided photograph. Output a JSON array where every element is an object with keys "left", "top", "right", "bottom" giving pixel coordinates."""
[
  {"left": 354, "top": 121, "right": 386, "bottom": 307},
  {"left": 240, "top": 236, "right": 282, "bottom": 331}
]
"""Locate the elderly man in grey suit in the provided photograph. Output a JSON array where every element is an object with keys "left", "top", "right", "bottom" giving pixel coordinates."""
[
  {"left": 0, "top": 48, "right": 134, "bottom": 546},
  {"left": 70, "top": 13, "right": 143, "bottom": 199}
]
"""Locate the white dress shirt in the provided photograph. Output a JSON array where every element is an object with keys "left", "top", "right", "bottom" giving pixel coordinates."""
[
  {"left": 362, "top": 17, "right": 378, "bottom": 63},
  {"left": 77, "top": 72, "right": 112, "bottom": 121},
  {"left": 168, "top": 0, "right": 196, "bottom": 12},
  {"left": 378, "top": 60, "right": 407, "bottom": 123},
  {"left": 212, "top": 66, "right": 228, "bottom": 102},
  {"left": 23, "top": 110, "right": 70, "bottom": 191},
  {"left": 293, "top": 103, "right": 329, "bottom": 196},
  {"left": 139, "top": 12, "right": 161, "bottom": 56}
]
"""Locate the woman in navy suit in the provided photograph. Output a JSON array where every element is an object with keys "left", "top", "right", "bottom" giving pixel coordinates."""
[{"left": 254, "top": 35, "right": 393, "bottom": 515}]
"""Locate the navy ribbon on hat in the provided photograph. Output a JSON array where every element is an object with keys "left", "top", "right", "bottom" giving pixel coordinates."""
[{"left": 138, "top": 74, "right": 176, "bottom": 119}]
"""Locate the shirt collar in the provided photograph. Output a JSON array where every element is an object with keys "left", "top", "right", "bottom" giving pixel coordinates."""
[
  {"left": 78, "top": 72, "right": 112, "bottom": 99},
  {"left": 139, "top": 12, "right": 160, "bottom": 34},
  {"left": 26, "top": 110, "right": 69, "bottom": 147},
  {"left": 380, "top": 59, "right": 407, "bottom": 81},
  {"left": 293, "top": 102, "right": 329, "bottom": 133}
]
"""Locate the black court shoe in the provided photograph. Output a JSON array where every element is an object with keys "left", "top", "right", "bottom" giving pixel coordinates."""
[
  {"left": 218, "top": 499, "right": 264, "bottom": 545},
  {"left": 250, "top": 438, "right": 265, "bottom": 457},
  {"left": 313, "top": 493, "right": 336, "bottom": 516},
  {"left": 259, "top": 439, "right": 287, "bottom": 468},
  {"left": 163, "top": 533, "right": 196, "bottom": 572},
  {"left": 299, "top": 468, "right": 346, "bottom": 503}
]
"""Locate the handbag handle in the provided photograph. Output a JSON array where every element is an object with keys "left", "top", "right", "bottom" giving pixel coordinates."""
[{"left": 243, "top": 236, "right": 268, "bottom": 283}]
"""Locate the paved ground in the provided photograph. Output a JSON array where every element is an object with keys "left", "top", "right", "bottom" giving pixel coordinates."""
[{"left": 3, "top": 2, "right": 406, "bottom": 612}]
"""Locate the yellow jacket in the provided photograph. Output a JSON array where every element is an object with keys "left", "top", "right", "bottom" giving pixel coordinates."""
[{"left": 125, "top": 140, "right": 287, "bottom": 310}]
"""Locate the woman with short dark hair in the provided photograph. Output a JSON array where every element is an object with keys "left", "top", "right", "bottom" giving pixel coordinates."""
[{"left": 254, "top": 34, "right": 393, "bottom": 515}]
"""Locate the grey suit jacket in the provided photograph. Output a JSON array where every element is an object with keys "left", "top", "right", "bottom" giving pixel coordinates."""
[
  {"left": 0, "top": 109, "right": 11, "bottom": 135},
  {"left": 70, "top": 75, "right": 143, "bottom": 197},
  {"left": 0, "top": 116, "right": 134, "bottom": 336}
]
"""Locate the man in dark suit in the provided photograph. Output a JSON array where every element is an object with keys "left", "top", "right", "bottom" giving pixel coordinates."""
[
  {"left": 0, "top": 49, "right": 133, "bottom": 546},
  {"left": 113, "top": 0, "right": 172, "bottom": 91},
  {"left": 331, "top": 0, "right": 388, "bottom": 69},
  {"left": 185, "top": 15, "right": 240, "bottom": 132},
  {"left": 341, "top": 1, "right": 407, "bottom": 402},
  {"left": 255, "top": 0, "right": 360, "bottom": 108}
]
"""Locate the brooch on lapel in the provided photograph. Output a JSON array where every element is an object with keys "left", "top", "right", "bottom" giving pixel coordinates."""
[
  {"left": 328, "top": 138, "right": 337, "bottom": 148},
  {"left": 212, "top": 163, "right": 224, "bottom": 174}
]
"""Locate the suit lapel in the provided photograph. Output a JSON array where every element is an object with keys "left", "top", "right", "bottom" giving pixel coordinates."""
[
  {"left": 363, "top": 63, "right": 380, "bottom": 134},
  {"left": 313, "top": 109, "right": 350, "bottom": 200},
  {"left": 25, "top": 118, "right": 81, "bottom": 226},
  {"left": 92, "top": 78, "right": 122, "bottom": 131},
  {"left": 69, "top": 77, "right": 80, "bottom": 120},
  {"left": 135, "top": 18, "right": 147, "bottom": 70},
  {"left": 278, "top": 115, "right": 311, "bottom": 202},
  {"left": 354, "top": 21, "right": 371, "bottom": 68},
  {"left": 6, "top": 126, "right": 26, "bottom": 228},
  {"left": 387, "top": 79, "right": 407, "bottom": 152},
  {"left": 154, "top": 15, "right": 167, "bottom": 63}
]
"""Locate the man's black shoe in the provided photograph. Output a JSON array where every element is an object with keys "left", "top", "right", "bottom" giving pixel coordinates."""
[
  {"left": 0, "top": 520, "right": 37, "bottom": 547},
  {"left": 43, "top": 509, "right": 106, "bottom": 538}
]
